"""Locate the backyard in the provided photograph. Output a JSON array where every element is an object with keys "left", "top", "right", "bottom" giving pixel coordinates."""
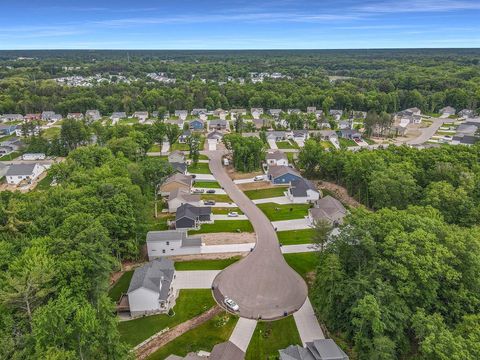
[
  {"left": 187, "top": 162, "right": 212, "bottom": 174},
  {"left": 108, "top": 270, "right": 134, "bottom": 302},
  {"left": 276, "top": 140, "right": 299, "bottom": 149},
  {"left": 243, "top": 186, "right": 288, "bottom": 200},
  {"left": 256, "top": 203, "right": 311, "bottom": 221}
]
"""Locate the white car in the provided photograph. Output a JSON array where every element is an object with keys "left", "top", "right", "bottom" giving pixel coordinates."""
[
  {"left": 253, "top": 175, "right": 264, "bottom": 181},
  {"left": 228, "top": 211, "right": 239, "bottom": 217},
  {"left": 224, "top": 297, "right": 239, "bottom": 311}
]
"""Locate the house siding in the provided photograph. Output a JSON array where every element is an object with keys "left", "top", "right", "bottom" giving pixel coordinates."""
[{"left": 271, "top": 173, "right": 302, "bottom": 185}]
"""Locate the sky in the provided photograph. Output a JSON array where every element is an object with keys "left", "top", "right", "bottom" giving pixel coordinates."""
[{"left": 1, "top": 0, "right": 480, "bottom": 49}]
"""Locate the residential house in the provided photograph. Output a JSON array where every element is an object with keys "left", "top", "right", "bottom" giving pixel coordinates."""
[
  {"left": 306, "top": 106, "right": 317, "bottom": 114},
  {"left": 440, "top": 106, "right": 456, "bottom": 116},
  {"left": 288, "top": 109, "right": 301, "bottom": 115},
  {"left": 459, "top": 109, "right": 475, "bottom": 118},
  {"left": 67, "top": 112, "right": 84, "bottom": 120},
  {"left": 317, "top": 130, "right": 338, "bottom": 141},
  {"left": 24, "top": 114, "right": 41, "bottom": 121},
  {"left": 147, "top": 230, "right": 202, "bottom": 258},
  {"left": 268, "top": 109, "right": 283, "bottom": 117},
  {"left": 175, "top": 203, "right": 212, "bottom": 229},
  {"left": 133, "top": 111, "right": 149, "bottom": 123},
  {"left": 85, "top": 110, "right": 101, "bottom": 121},
  {"left": 209, "top": 119, "right": 227, "bottom": 130},
  {"left": 175, "top": 110, "right": 188, "bottom": 120},
  {"left": 338, "top": 120, "right": 351, "bottom": 130},
  {"left": 165, "top": 118, "right": 184, "bottom": 129},
  {"left": 166, "top": 341, "right": 244, "bottom": 360},
  {"left": 279, "top": 339, "right": 349, "bottom": 360},
  {"left": 189, "top": 119, "right": 204, "bottom": 131},
  {"left": 0, "top": 114, "right": 23, "bottom": 122},
  {"left": 267, "top": 165, "right": 303, "bottom": 185},
  {"left": 171, "top": 162, "right": 188, "bottom": 174},
  {"left": 207, "top": 130, "right": 223, "bottom": 150},
  {"left": 266, "top": 151, "right": 289, "bottom": 167},
  {"left": 5, "top": 163, "right": 45, "bottom": 185},
  {"left": 451, "top": 135, "right": 479, "bottom": 146},
  {"left": 314, "top": 110, "right": 324, "bottom": 119},
  {"left": 231, "top": 109, "right": 247, "bottom": 116},
  {"left": 308, "top": 196, "right": 347, "bottom": 226},
  {"left": 50, "top": 114, "right": 63, "bottom": 122},
  {"left": 266, "top": 131, "right": 287, "bottom": 141},
  {"left": 329, "top": 110, "right": 343, "bottom": 121},
  {"left": 168, "top": 150, "right": 186, "bottom": 164},
  {"left": 41, "top": 111, "right": 56, "bottom": 121},
  {"left": 339, "top": 129, "right": 361, "bottom": 140},
  {"left": 178, "top": 130, "right": 191, "bottom": 144},
  {"left": 159, "top": 173, "right": 193, "bottom": 195},
  {"left": 253, "top": 118, "right": 271, "bottom": 130},
  {"left": 191, "top": 108, "right": 207, "bottom": 116},
  {"left": 251, "top": 108, "right": 264, "bottom": 119},
  {"left": 126, "top": 258, "right": 175, "bottom": 317},
  {"left": 287, "top": 178, "right": 320, "bottom": 204},
  {"left": 214, "top": 108, "right": 227, "bottom": 120},
  {"left": 0, "top": 124, "right": 17, "bottom": 136},
  {"left": 111, "top": 112, "right": 127, "bottom": 123},
  {"left": 350, "top": 111, "right": 367, "bottom": 120},
  {"left": 405, "top": 107, "right": 422, "bottom": 116},
  {"left": 167, "top": 188, "right": 202, "bottom": 213},
  {"left": 0, "top": 137, "right": 23, "bottom": 156},
  {"left": 292, "top": 130, "right": 309, "bottom": 141},
  {"left": 15, "top": 124, "right": 39, "bottom": 137},
  {"left": 22, "top": 153, "right": 46, "bottom": 161}
]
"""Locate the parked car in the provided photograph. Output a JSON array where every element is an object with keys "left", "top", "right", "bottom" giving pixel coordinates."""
[
  {"left": 206, "top": 189, "right": 216, "bottom": 194},
  {"left": 254, "top": 175, "right": 264, "bottom": 181},
  {"left": 224, "top": 297, "right": 239, "bottom": 311},
  {"left": 192, "top": 189, "right": 205, "bottom": 194},
  {"left": 228, "top": 211, "right": 239, "bottom": 217},
  {"left": 204, "top": 200, "right": 216, "bottom": 205}
]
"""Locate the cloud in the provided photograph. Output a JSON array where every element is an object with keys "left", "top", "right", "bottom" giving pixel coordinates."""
[{"left": 355, "top": 0, "right": 480, "bottom": 14}]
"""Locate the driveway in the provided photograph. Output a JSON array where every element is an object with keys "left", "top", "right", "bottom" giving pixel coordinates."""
[
  {"left": 252, "top": 196, "right": 291, "bottom": 205},
  {"left": 174, "top": 270, "right": 221, "bottom": 289},
  {"left": 211, "top": 214, "right": 248, "bottom": 221},
  {"left": 293, "top": 298, "right": 325, "bottom": 345},
  {"left": 207, "top": 150, "right": 308, "bottom": 320},
  {"left": 234, "top": 175, "right": 266, "bottom": 184},
  {"left": 281, "top": 244, "right": 319, "bottom": 254},
  {"left": 190, "top": 174, "right": 216, "bottom": 181},
  {"left": 161, "top": 141, "right": 170, "bottom": 155},
  {"left": 408, "top": 118, "right": 449, "bottom": 145},
  {"left": 229, "top": 318, "right": 257, "bottom": 352},
  {"left": 267, "top": 139, "right": 278, "bottom": 149},
  {"left": 272, "top": 218, "right": 312, "bottom": 231}
]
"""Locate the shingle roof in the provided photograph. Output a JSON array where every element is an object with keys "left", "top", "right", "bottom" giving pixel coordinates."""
[
  {"left": 310, "top": 196, "right": 346, "bottom": 224},
  {"left": 164, "top": 173, "right": 192, "bottom": 187},
  {"left": 6, "top": 163, "right": 37, "bottom": 176},
  {"left": 267, "top": 165, "right": 301, "bottom": 179},
  {"left": 210, "top": 341, "right": 245, "bottom": 360},
  {"left": 266, "top": 151, "right": 287, "bottom": 161},
  {"left": 146, "top": 230, "right": 202, "bottom": 247},
  {"left": 168, "top": 188, "right": 201, "bottom": 203},
  {"left": 127, "top": 258, "right": 174, "bottom": 296},
  {"left": 176, "top": 203, "right": 211, "bottom": 221},
  {"left": 289, "top": 178, "right": 318, "bottom": 197},
  {"left": 306, "top": 339, "right": 349, "bottom": 360}
]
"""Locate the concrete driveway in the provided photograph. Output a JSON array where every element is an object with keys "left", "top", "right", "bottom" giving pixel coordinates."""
[
  {"left": 207, "top": 150, "right": 308, "bottom": 320},
  {"left": 174, "top": 270, "right": 221, "bottom": 289},
  {"left": 252, "top": 196, "right": 291, "bottom": 205},
  {"left": 272, "top": 218, "right": 312, "bottom": 231},
  {"left": 211, "top": 214, "right": 248, "bottom": 221},
  {"left": 293, "top": 298, "right": 325, "bottom": 345},
  {"left": 267, "top": 139, "right": 278, "bottom": 149}
]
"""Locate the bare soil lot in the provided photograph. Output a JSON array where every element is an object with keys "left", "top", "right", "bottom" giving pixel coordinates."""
[{"left": 201, "top": 232, "right": 256, "bottom": 245}]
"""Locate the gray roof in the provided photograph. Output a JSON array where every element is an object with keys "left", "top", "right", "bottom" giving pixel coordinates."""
[
  {"left": 176, "top": 203, "right": 211, "bottom": 221},
  {"left": 147, "top": 230, "right": 202, "bottom": 248},
  {"left": 268, "top": 165, "right": 301, "bottom": 179},
  {"left": 207, "top": 130, "right": 224, "bottom": 140},
  {"left": 266, "top": 150, "right": 288, "bottom": 161},
  {"left": 456, "top": 124, "right": 478, "bottom": 135},
  {"left": 266, "top": 131, "right": 286, "bottom": 139},
  {"left": 280, "top": 339, "right": 348, "bottom": 360},
  {"left": 127, "top": 258, "right": 174, "bottom": 296},
  {"left": 280, "top": 345, "right": 315, "bottom": 360},
  {"left": 210, "top": 341, "right": 245, "bottom": 360},
  {"left": 168, "top": 188, "right": 201, "bottom": 203},
  {"left": 6, "top": 163, "right": 37, "bottom": 176},
  {"left": 209, "top": 119, "right": 227, "bottom": 126},
  {"left": 164, "top": 173, "right": 193, "bottom": 187},
  {"left": 290, "top": 178, "right": 318, "bottom": 197},
  {"left": 310, "top": 196, "right": 346, "bottom": 224},
  {"left": 171, "top": 162, "right": 187, "bottom": 174}
]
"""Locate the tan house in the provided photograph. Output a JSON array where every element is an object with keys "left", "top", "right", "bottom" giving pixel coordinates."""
[{"left": 159, "top": 173, "right": 193, "bottom": 196}]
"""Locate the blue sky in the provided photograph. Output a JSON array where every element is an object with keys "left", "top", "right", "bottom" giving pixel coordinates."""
[{"left": 1, "top": 0, "right": 480, "bottom": 49}]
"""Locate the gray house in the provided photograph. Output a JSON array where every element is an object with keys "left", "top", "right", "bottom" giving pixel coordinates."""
[
  {"left": 308, "top": 196, "right": 347, "bottom": 226},
  {"left": 279, "top": 339, "right": 349, "bottom": 360},
  {"left": 166, "top": 340, "right": 244, "bottom": 360},
  {"left": 175, "top": 203, "right": 212, "bottom": 229}
]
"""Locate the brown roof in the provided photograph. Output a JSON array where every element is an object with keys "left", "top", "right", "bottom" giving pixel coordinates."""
[
  {"left": 310, "top": 196, "right": 346, "bottom": 224},
  {"left": 210, "top": 341, "right": 244, "bottom": 360},
  {"left": 266, "top": 150, "right": 287, "bottom": 161},
  {"left": 163, "top": 173, "right": 192, "bottom": 187},
  {"left": 168, "top": 188, "right": 201, "bottom": 203}
]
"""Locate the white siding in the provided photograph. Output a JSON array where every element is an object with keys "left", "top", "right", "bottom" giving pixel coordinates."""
[
  {"left": 147, "top": 239, "right": 201, "bottom": 259},
  {"left": 128, "top": 288, "right": 160, "bottom": 315}
]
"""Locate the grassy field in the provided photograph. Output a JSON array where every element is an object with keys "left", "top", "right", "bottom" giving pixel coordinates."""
[
  {"left": 338, "top": 138, "right": 358, "bottom": 148},
  {"left": 246, "top": 316, "right": 302, "bottom": 360},
  {"left": 188, "top": 162, "right": 212, "bottom": 174},
  {"left": 41, "top": 127, "right": 61, "bottom": 139},
  {"left": 211, "top": 207, "right": 243, "bottom": 215},
  {"left": 257, "top": 203, "right": 311, "bottom": 221},
  {"left": 35, "top": 173, "right": 54, "bottom": 191},
  {"left": 149, "top": 144, "right": 161, "bottom": 152},
  {"left": 189, "top": 220, "right": 253, "bottom": 234},
  {"left": 174, "top": 256, "right": 241, "bottom": 270},
  {"left": 0, "top": 151, "right": 21, "bottom": 161},
  {"left": 119, "top": 289, "right": 216, "bottom": 347},
  {"left": 244, "top": 186, "right": 288, "bottom": 200},
  {"left": 108, "top": 271, "right": 134, "bottom": 302},
  {"left": 277, "top": 229, "right": 314, "bottom": 245},
  {"left": 284, "top": 252, "right": 319, "bottom": 281},
  {"left": 200, "top": 194, "right": 232, "bottom": 203},
  {"left": 171, "top": 142, "right": 190, "bottom": 151},
  {"left": 276, "top": 140, "right": 299, "bottom": 149},
  {"left": 193, "top": 181, "right": 221, "bottom": 188},
  {"left": 147, "top": 313, "right": 238, "bottom": 360}
]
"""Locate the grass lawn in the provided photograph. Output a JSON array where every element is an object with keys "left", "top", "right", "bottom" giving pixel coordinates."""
[
  {"left": 35, "top": 173, "right": 54, "bottom": 190},
  {"left": 149, "top": 144, "right": 161, "bottom": 152},
  {"left": 211, "top": 207, "right": 243, "bottom": 215},
  {"left": 276, "top": 140, "right": 298, "bottom": 149},
  {"left": 146, "top": 210, "right": 174, "bottom": 232},
  {"left": 188, "top": 162, "right": 211, "bottom": 174},
  {"left": 277, "top": 229, "right": 314, "bottom": 245},
  {"left": 189, "top": 220, "right": 253, "bottom": 234},
  {"left": 147, "top": 313, "right": 238, "bottom": 360},
  {"left": 257, "top": 203, "right": 311, "bottom": 221},
  {"left": 108, "top": 271, "right": 134, "bottom": 302},
  {"left": 200, "top": 194, "right": 232, "bottom": 203},
  {"left": 286, "top": 152, "right": 296, "bottom": 164},
  {"left": 246, "top": 316, "right": 302, "bottom": 360},
  {"left": 320, "top": 140, "right": 333, "bottom": 149},
  {"left": 174, "top": 256, "right": 241, "bottom": 270},
  {"left": 0, "top": 134, "right": 15, "bottom": 142},
  {"left": 193, "top": 181, "right": 220, "bottom": 188},
  {"left": 189, "top": 154, "right": 209, "bottom": 160},
  {"left": 41, "top": 127, "right": 61, "bottom": 139},
  {"left": 119, "top": 289, "right": 216, "bottom": 347},
  {"left": 0, "top": 151, "right": 21, "bottom": 161},
  {"left": 338, "top": 138, "right": 358, "bottom": 148},
  {"left": 171, "top": 142, "right": 190, "bottom": 151},
  {"left": 362, "top": 138, "right": 376, "bottom": 145},
  {"left": 284, "top": 252, "right": 318, "bottom": 281},
  {"left": 244, "top": 186, "right": 288, "bottom": 200}
]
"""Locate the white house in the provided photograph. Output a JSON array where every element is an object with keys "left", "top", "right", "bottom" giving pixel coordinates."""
[
  {"left": 287, "top": 178, "right": 320, "bottom": 203},
  {"left": 22, "top": 153, "right": 46, "bottom": 161},
  {"left": 127, "top": 258, "right": 175, "bottom": 317},
  {"left": 147, "top": 230, "right": 202, "bottom": 259},
  {"left": 5, "top": 163, "right": 45, "bottom": 185},
  {"left": 440, "top": 106, "right": 456, "bottom": 116},
  {"left": 266, "top": 151, "right": 289, "bottom": 167},
  {"left": 133, "top": 111, "right": 149, "bottom": 123}
]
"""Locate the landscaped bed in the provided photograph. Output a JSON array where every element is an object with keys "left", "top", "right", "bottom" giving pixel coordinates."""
[
  {"left": 189, "top": 220, "right": 253, "bottom": 234},
  {"left": 174, "top": 256, "right": 241, "bottom": 271},
  {"left": 246, "top": 316, "right": 302, "bottom": 359},
  {"left": 256, "top": 203, "right": 311, "bottom": 221},
  {"left": 277, "top": 229, "right": 314, "bottom": 245},
  {"left": 118, "top": 289, "right": 216, "bottom": 347},
  {"left": 243, "top": 186, "right": 288, "bottom": 200},
  {"left": 147, "top": 313, "right": 238, "bottom": 360}
]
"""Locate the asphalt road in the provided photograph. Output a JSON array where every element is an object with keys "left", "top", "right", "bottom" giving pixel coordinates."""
[
  {"left": 207, "top": 150, "right": 308, "bottom": 320},
  {"left": 407, "top": 118, "right": 449, "bottom": 145}
]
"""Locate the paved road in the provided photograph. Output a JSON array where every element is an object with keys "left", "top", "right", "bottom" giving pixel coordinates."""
[
  {"left": 407, "top": 118, "right": 449, "bottom": 145},
  {"left": 208, "top": 150, "right": 308, "bottom": 320}
]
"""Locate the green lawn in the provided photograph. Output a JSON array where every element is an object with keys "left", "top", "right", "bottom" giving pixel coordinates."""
[
  {"left": 189, "top": 154, "right": 209, "bottom": 160},
  {"left": 146, "top": 211, "right": 174, "bottom": 232},
  {"left": 246, "top": 316, "right": 302, "bottom": 360},
  {"left": 200, "top": 194, "right": 232, "bottom": 203},
  {"left": 257, "top": 203, "right": 311, "bottom": 221},
  {"left": 189, "top": 220, "right": 253, "bottom": 234},
  {"left": 147, "top": 313, "right": 238, "bottom": 360},
  {"left": 244, "top": 186, "right": 288, "bottom": 200},
  {"left": 0, "top": 134, "right": 15, "bottom": 142},
  {"left": 338, "top": 138, "right": 358, "bottom": 148},
  {"left": 108, "top": 271, "right": 134, "bottom": 302},
  {"left": 284, "top": 252, "right": 319, "bottom": 281},
  {"left": 174, "top": 256, "right": 241, "bottom": 270},
  {"left": 149, "top": 144, "right": 161, "bottom": 152},
  {"left": 188, "top": 162, "right": 212, "bottom": 174},
  {"left": 277, "top": 229, "right": 314, "bottom": 245},
  {"left": 41, "top": 127, "right": 61, "bottom": 139},
  {"left": 119, "top": 289, "right": 216, "bottom": 347},
  {"left": 211, "top": 207, "right": 243, "bottom": 215},
  {"left": 286, "top": 152, "right": 296, "bottom": 164},
  {"left": 193, "top": 181, "right": 220, "bottom": 188},
  {"left": 0, "top": 151, "right": 21, "bottom": 161},
  {"left": 35, "top": 173, "right": 54, "bottom": 191},
  {"left": 276, "top": 140, "right": 298, "bottom": 149},
  {"left": 171, "top": 142, "right": 190, "bottom": 151}
]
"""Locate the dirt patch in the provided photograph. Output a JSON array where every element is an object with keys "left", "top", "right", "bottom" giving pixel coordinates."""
[
  {"left": 169, "top": 252, "right": 247, "bottom": 262},
  {"left": 315, "top": 180, "right": 363, "bottom": 209},
  {"left": 201, "top": 232, "right": 256, "bottom": 245},
  {"left": 237, "top": 181, "right": 273, "bottom": 191}
]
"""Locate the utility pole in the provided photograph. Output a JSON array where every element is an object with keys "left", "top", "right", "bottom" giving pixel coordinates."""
[{"left": 154, "top": 182, "right": 161, "bottom": 218}]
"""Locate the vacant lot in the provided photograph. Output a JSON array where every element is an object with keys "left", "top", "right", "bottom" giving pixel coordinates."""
[
  {"left": 244, "top": 186, "right": 288, "bottom": 200},
  {"left": 118, "top": 289, "right": 215, "bottom": 347},
  {"left": 174, "top": 256, "right": 241, "bottom": 270},
  {"left": 257, "top": 203, "right": 311, "bottom": 221},
  {"left": 238, "top": 181, "right": 271, "bottom": 191},
  {"left": 277, "top": 229, "right": 314, "bottom": 245},
  {"left": 201, "top": 232, "right": 256, "bottom": 245},
  {"left": 246, "top": 316, "right": 301, "bottom": 359},
  {"left": 189, "top": 220, "right": 254, "bottom": 234}
]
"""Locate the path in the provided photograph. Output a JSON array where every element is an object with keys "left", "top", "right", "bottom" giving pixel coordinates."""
[
  {"left": 208, "top": 150, "right": 308, "bottom": 320},
  {"left": 228, "top": 318, "right": 257, "bottom": 352},
  {"left": 293, "top": 298, "right": 325, "bottom": 345}
]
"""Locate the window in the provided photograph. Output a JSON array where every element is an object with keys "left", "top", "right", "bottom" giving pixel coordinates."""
[
  {"left": 166, "top": 241, "right": 169, "bottom": 245},
  {"left": 162, "top": 249, "right": 166, "bottom": 254}
]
